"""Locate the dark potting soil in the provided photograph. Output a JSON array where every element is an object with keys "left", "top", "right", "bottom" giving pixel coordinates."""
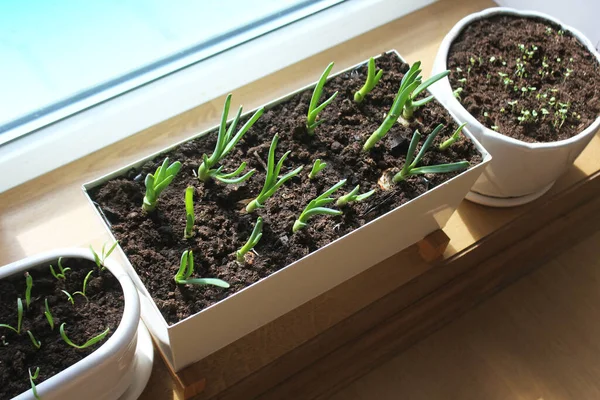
[
  {"left": 447, "top": 15, "right": 600, "bottom": 143},
  {"left": 90, "top": 53, "right": 481, "bottom": 325},
  {"left": 0, "top": 258, "right": 124, "bottom": 399}
]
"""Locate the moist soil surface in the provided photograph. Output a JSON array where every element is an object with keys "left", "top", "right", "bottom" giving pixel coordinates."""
[
  {"left": 447, "top": 15, "right": 600, "bottom": 143},
  {"left": 90, "top": 53, "right": 481, "bottom": 325},
  {"left": 0, "top": 258, "right": 124, "bottom": 399}
]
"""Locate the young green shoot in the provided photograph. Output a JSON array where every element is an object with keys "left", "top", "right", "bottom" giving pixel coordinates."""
[
  {"left": 60, "top": 323, "right": 110, "bottom": 349},
  {"left": 439, "top": 122, "right": 467, "bottom": 150},
  {"left": 293, "top": 180, "right": 346, "bottom": 233},
  {"left": 27, "top": 330, "right": 41, "bottom": 350},
  {"left": 90, "top": 241, "right": 118, "bottom": 270},
  {"left": 25, "top": 272, "right": 33, "bottom": 310},
  {"left": 143, "top": 157, "right": 182, "bottom": 212},
  {"left": 246, "top": 134, "right": 304, "bottom": 212},
  {"left": 62, "top": 290, "right": 75, "bottom": 305},
  {"left": 174, "top": 250, "right": 230, "bottom": 288},
  {"left": 354, "top": 57, "right": 383, "bottom": 103},
  {"left": 392, "top": 124, "right": 470, "bottom": 183},
  {"left": 0, "top": 298, "right": 23, "bottom": 334},
  {"left": 237, "top": 217, "right": 263, "bottom": 263},
  {"left": 184, "top": 186, "right": 195, "bottom": 239},
  {"left": 336, "top": 185, "right": 376, "bottom": 207},
  {"left": 197, "top": 94, "right": 263, "bottom": 182},
  {"left": 49, "top": 256, "right": 71, "bottom": 280},
  {"left": 44, "top": 298, "right": 54, "bottom": 330},
  {"left": 29, "top": 367, "right": 41, "bottom": 400},
  {"left": 74, "top": 270, "right": 94, "bottom": 300},
  {"left": 309, "top": 159, "right": 327, "bottom": 179},
  {"left": 306, "top": 62, "right": 338, "bottom": 135}
]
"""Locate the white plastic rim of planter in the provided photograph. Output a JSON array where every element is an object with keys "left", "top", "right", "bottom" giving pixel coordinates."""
[
  {"left": 431, "top": 7, "right": 600, "bottom": 207},
  {"left": 2, "top": 248, "right": 141, "bottom": 400},
  {"left": 82, "top": 49, "right": 492, "bottom": 371}
]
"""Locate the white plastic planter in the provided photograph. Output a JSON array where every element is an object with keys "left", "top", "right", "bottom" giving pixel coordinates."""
[
  {"left": 431, "top": 7, "right": 600, "bottom": 207},
  {"left": 83, "top": 50, "right": 491, "bottom": 371},
  {"left": 3, "top": 249, "right": 141, "bottom": 400}
]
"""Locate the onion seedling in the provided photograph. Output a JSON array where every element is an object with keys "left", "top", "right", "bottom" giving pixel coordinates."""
[
  {"left": 307, "top": 62, "right": 339, "bottom": 135},
  {"left": 29, "top": 367, "right": 41, "bottom": 400},
  {"left": 309, "top": 159, "right": 327, "bottom": 179},
  {"left": 246, "top": 134, "right": 304, "bottom": 213},
  {"left": 0, "top": 298, "right": 23, "bottom": 334},
  {"left": 60, "top": 323, "right": 110, "bottom": 349},
  {"left": 62, "top": 290, "right": 75, "bottom": 305},
  {"left": 336, "top": 185, "right": 376, "bottom": 207},
  {"left": 25, "top": 272, "right": 33, "bottom": 310},
  {"left": 293, "top": 179, "right": 346, "bottom": 233},
  {"left": 439, "top": 122, "right": 467, "bottom": 150},
  {"left": 197, "top": 94, "right": 263, "bottom": 183},
  {"left": 184, "top": 186, "right": 195, "bottom": 239},
  {"left": 27, "top": 330, "right": 41, "bottom": 350},
  {"left": 74, "top": 270, "right": 94, "bottom": 300},
  {"left": 143, "top": 157, "right": 182, "bottom": 212},
  {"left": 237, "top": 217, "right": 263, "bottom": 263},
  {"left": 90, "top": 241, "right": 118, "bottom": 271},
  {"left": 392, "top": 124, "right": 470, "bottom": 183},
  {"left": 49, "top": 256, "right": 70, "bottom": 280},
  {"left": 354, "top": 57, "right": 383, "bottom": 103},
  {"left": 174, "top": 250, "right": 230, "bottom": 288},
  {"left": 44, "top": 298, "right": 54, "bottom": 330}
]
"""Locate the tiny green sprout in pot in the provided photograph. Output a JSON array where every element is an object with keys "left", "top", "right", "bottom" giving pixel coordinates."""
[
  {"left": 306, "top": 62, "right": 339, "bottom": 135},
  {"left": 336, "top": 185, "right": 376, "bottom": 207},
  {"left": 184, "top": 186, "right": 195, "bottom": 239},
  {"left": 246, "top": 134, "right": 304, "bottom": 213},
  {"left": 439, "top": 122, "right": 467, "bottom": 150},
  {"left": 49, "top": 256, "right": 70, "bottom": 280},
  {"left": 44, "top": 298, "right": 54, "bottom": 330},
  {"left": 236, "top": 217, "right": 263, "bottom": 263},
  {"left": 308, "top": 159, "right": 327, "bottom": 179},
  {"left": 29, "top": 367, "right": 41, "bottom": 400},
  {"left": 0, "top": 298, "right": 23, "bottom": 334},
  {"left": 24, "top": 272, "right": 33, "bottom": 309},
  {"left": 74, "top": 270, "right": 94, "bottom": 300},
  {"left": 62, "top": 290, "right": 75, "bottom": 305},
  {"left": 392, "top": 124, "right": 470, "bottom": 183},
  {"left": 174, "top": 250, "right": 230, "bottom": 288},
  {"left": 27, "top": 330, "right": 41, "bottom": 350},
  {"left": 354, "top": 57, "right": 383, "bottom": 103},
  {"left": 59, "top": 323, "right": 110, "bottom": 349},
  {"left": 143, "top": 157, "right": 182, "bottom": 212},
  {"left": 90, "top": 241, "right": 118, "bottom": 270},
  {"left": 293, "top": 179, "right": 346, "bottom": 233},
  {"left": 197, "top": 93, "right": 263, "bottom": 183}
]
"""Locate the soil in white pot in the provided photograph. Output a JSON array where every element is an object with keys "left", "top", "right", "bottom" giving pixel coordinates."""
[{"left": 448, "top": 15, "right": 600, "bottom": 143}]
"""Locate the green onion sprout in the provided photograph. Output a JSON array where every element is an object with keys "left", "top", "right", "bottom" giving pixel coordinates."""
[
  {"left": 29, "top": 367, "right": 41, "bottom": 400},
  {"left": 307, "top": 62, "right": 338, "bottom": 135},
  {"left": 336, "top": 185, "right": 376, "bottom": 207},
  {"left": 0, "top": 298, "right": 23, "bottom": 334},
  {"left": 143, "top": 157, "right": 182, "bottom": 212},
  {"left": 184, "top": 186, "right": 195, "bottom": 239},
  {"left": 49, "top": 257, "right": 71, "bottom": 280},
  {"left": 309, "top": 159, "right": 327, "bottom": 179},
  {"left": 197, "top": 94, "right": 263, "bottom": 183},
  {"left": 27, "top": 330, "right": 41, "bottom": 349},
  {"left": 174, "top": 250, "right": 230, "bottom": 288},
  {"left": 90, "top": 241, "right": 118, "bottom": 270},
  {"left": 293, "top": 179, "right": 346, "bottom": 233},
  {"left": 439, "top": 122, "right": 467, "bottom": 150},
  {"left": 25, "top": 272, "right": 33, "bottom": 310},
  {"left": 61, "top": 290, "right": 75, "bottom": 305},
  {"left": 44, "top": 298, "right": 54, "bottom": 330},
  {"left": 354, "top": 57, "right": 383, "bottom": 103},
  {"left": 74, "top": 270, "right": 94, "bottom": 300},
  {"left": 246, "top": 134, "right": 304, "bottom": 212},
  {"left": 392, "top": 124, "right": 470, "bottom": 183},
  {"left": 236, "top": 217, "right": 263, "bottom": 263},
  {"left": 60, "top": 323, "right": 110, "bottom": 349}
]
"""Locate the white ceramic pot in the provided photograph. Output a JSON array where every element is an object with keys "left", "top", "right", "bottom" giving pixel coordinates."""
[
  {"left": 83, "top": 50, "right": 491, "bottom": 371},
  {"left": 2, "top": 249, "right": 141, "bottom": 400},
  {"left": 431, "top": 7, "right": 600, "bottom": 207}
]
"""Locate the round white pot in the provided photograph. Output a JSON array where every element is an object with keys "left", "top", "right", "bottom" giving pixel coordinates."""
[
  {"left": 431, "top": 7, "right": 600, "bottom": 207},
  {"left": 1, "top": 249, "right": 141, "bottom": 400}
]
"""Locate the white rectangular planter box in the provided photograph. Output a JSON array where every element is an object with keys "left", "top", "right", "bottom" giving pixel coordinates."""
[{"left": 83, "top": 50, "right": 491, "bottom": 371}]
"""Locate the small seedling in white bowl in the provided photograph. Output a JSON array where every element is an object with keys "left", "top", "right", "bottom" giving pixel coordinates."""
[
  {"left": 336, "top": 185, "right": 376, "bottom": 207},
  {"left": 309, "top": 159, "right": 327, "bottom": 179},
  {"left": 246, "top": 134, "right": 304, "bottom": 213},
  {"left": 439, "top": 122, "right": 467, "bottom": 150},
  {"left": 174, "top": 250, "right": 230, "bottom": 288},
  {"left": 61, "top": 290, "right": 75, "bottom": 305},
  {"left": 44, "top": 298, "right": 54, "bottom": 330},
  {"left": 197, "top": 94, "right": 263, "bottom": 183},
  {"left": 237, "top": 217, "right": 263, "bottom": 263},
  {"left": 49, "top": 257, "right": 70, "bottom": 280},
  {"left": 60, "top": 323, "right": 110, "bottom": 349},
  {"left": 29, "top": 367, "right": 41, "bottom": 400},
  {"left": 27, "top": 330, "right": 41, "bottom": 350},
  {"left": 90, "top": 241, "right": 118, "bottom": 271},
  {"left": 307, "top": 62, "right": 338, "bottom": 135},
  {"left": 293, "top": 179, "right": 346, "bottom": 233},
  {"left": 25, "top": 272, "right": 33, "bottom": 310},
  {"left": 354, "top": 57, "right": 383, "bottom": 103},
  {"left": 143, "top": 157, "right": 182, "bottom": 212},
  {"left": 74, "top": 270, "right": 94, "bottom": 300},
  {"left": 0, "top": 298, "right": 23, "bottom": 334},
  {"left": 184, "top": 186, "right": 195, "bottom": 239}
]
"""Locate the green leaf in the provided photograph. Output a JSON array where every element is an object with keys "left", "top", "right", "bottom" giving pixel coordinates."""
[
  {"left": 409, "top": 161, "right": 470, "bottom": 175},
  {"left": 412, "top": 70, "right": 450, "bottom": 98},
  {"left": 403, "top": 130, "right": 422, "bottom": 175},
  {"left": 104, "top": 241, "right": 118, "bottom": 259},
  {"left": 411, "top": 124, "right": 444, "bottom": 168},
  {"left": 60, "top": 323, "right": 110, "bottom": 349},
  {"left": 178, "top": 278, "right": 230, "bottom": 288}
]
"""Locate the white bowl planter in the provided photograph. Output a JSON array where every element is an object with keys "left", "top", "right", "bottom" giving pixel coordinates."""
[
  {"left": 2, "top": 249, "right": 142, "bottom": 400},
  {"left": 431, "top": 7, "right": 600, "bottom": 207},
  {"left": 83, "top": 50, "right": 491, "bottom": 371}
]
